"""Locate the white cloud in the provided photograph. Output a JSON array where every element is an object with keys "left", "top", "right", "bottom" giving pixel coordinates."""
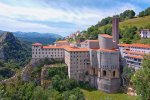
[
  {"left": 0, "top": 17, "right": 77, "bottom": 36},
  {"left": 0, "top": 1, "right": 139, "bottom": 35}
]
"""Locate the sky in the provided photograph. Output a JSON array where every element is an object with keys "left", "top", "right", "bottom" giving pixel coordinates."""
[{"left": 0, "top": 0, "right": 150, "bottom": 36}]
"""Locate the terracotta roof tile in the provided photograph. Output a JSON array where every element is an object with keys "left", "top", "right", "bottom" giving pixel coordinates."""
[
  {"left": 119, "top": 44, "right": 150, "bottom": 48},
  {"left": 64, "top": 46, "right": 88, "bottom": 52},
  {"left": 56, "top": 40, "right": 68, "bottom": 43},
  {"left": 42, "top": 46, "right": 65, "bottom": 49},
  {"left": 98, "top": 48, "right": 118, "bottom": 52},
  {"left": 90, "top": 48, "right": 100, "bottom": 51},
  {"left": 32, "top": 43, "right": 42, "bottom": 46},
  {"left": 100, "top": 34, "right": 113, "bottom": 38},
  {"left": 126, "top": 55, "right": 143, "bottom": 59},
  {"left": 87, "top": 40, "right": 99, "bottom": 42}
]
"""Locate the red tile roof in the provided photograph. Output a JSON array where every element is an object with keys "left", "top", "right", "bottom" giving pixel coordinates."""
[
  {"left": 56, "top": 40, "right": 68, "bottom": 43},
  {"left": 90, "top": 48, "right": 100, "bottom": 51},
  {"left": 42, "top": 46, "right": 65, "bottom": 49},
  {"left": 126, "top": 55, "right": 143, "bottom": 59},
  {"left": 98, "top": 48, "right": 118, "bottom": 52},
  {"left": 119, "top": 44, "right": 150, "bottom": 48},
  {"left": 87, "top": 40, "right": 99, "bottom": 42},
  {"left": 100, "top": 34, "right": 113, "bottom": 38},
  {"left": 32, "top": 43, "right": 42, "bottom": 46},
  {"left": 64, "top": 46, "right": 88, "bottom": 52}
]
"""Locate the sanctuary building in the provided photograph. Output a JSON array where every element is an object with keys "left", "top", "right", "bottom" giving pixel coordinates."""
[{"left": 32, "top": 17, "right": 150, "bottom": 93}]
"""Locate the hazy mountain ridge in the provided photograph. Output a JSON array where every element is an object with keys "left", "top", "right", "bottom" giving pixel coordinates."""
[
  {"left": 0, "top": 30, "right": 63, "bottom": 44},
  {"left": 13, "top": 31, "right": 63, "bottom": 44}
]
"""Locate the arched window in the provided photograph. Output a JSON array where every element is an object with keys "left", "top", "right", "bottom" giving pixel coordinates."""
[
  {"left": 103, "top": 70, "right": 106, "bottom": 76},
  {"left": 113, "top": 71, "right": 115, "bottom": 77}
]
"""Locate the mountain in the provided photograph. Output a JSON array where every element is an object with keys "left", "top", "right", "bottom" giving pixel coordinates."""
[
  {"left": 13, "top": 31, "right": 63, "bottom": 44},
  {"left": 0, "top": 32, "right": 31, "bottom": 66}
]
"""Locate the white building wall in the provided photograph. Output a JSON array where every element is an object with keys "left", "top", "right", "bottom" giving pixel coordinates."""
[
  {"left": 65, "top": 51, "right": 89, "bottom": 81},
  {"left": 32, "top": 46, "right": 64, "bottom": 59},
  {"left": 119, "top": 45, "right": 150, "bottom": 70}
]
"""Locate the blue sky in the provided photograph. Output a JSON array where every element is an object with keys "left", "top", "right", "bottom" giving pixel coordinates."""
[{"left": 0, "top": 0, "right": 149, "bottom": 36}]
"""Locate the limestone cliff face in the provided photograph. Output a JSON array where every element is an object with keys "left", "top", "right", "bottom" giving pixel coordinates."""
[{"left": 0, "top": 32, "right": 31, "bottom": 66}]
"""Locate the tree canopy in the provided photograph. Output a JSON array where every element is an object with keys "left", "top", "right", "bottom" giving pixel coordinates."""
[
  {"left": 139, "top": 7, "right": 150, "bottom": 17},
  {"left": 131, "top": 54, "right": 150, "bottom": 100}
]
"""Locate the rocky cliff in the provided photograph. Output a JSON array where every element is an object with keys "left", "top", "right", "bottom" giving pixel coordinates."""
[{"left": 0, "top": 32, "right": 31, "bottom": 66}]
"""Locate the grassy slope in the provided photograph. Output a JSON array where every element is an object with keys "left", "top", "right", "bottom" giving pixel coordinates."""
[
  {"left": 81, "top": 89, "right": 139, "bottom": 100},
  {"left": 99, "top": 15, "right": 150, "bottom": 30}
]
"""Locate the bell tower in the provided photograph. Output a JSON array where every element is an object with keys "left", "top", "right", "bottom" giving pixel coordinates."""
[{"left": 112, "top": 16, "right": 119, "bottom": 48}]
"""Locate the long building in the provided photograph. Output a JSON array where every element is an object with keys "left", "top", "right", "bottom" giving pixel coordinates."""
[
  {"left": 32, "top": 16, "right": 150, "bottom": 93},
  {"left": 119, "top": 43, "right": 150, "bottom": 70}
]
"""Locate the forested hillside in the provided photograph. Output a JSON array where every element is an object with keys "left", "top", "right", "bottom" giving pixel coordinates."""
[
  {"left": 0, "top": 32, "right": 31, "bottom": 66},
  {"left": 0, "top": 32, "right": 31, "bottom": 80},
  {"left": 75, "top": 7, "right": 150, "bottom": 44}
]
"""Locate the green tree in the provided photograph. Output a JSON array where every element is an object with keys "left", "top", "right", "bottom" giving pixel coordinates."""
[
  {"left": 139, "top": 7, "right": 150, "bottom": 17},
  {"left": 139, "top": 11, "right": 145, "bottom": 17},
  {"left": 120, "top": 10, "right": 135, "bottom": 21},
  {"left": 144, "top": 7, "right": 150, "bottom": 16},
  {"left": 62, "top": 88, "right": 85, "bottom": 100},
  {"left": 131, "top": 55, "right": 150, "bottom": 100},
  {"left": 102, "top": 25, "right": 112, "bottom": 35},
  {"left": 0, "top": 83, "right": 7, "bottom": 99},
  {"left": 96, "top": 17, "right": 112, "bottom": 27},
  {"left": 121, "top": 26, "right": 138, "bottom": 43}
]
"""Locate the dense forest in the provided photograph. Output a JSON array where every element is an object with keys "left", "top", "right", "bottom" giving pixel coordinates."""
[{"left": 0, "top": 59, "right": 85, "bottom": 100}]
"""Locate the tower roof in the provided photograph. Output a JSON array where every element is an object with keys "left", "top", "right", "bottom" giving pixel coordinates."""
[{"left": 100, "top": 34, "right": 112, "bottom": 38}]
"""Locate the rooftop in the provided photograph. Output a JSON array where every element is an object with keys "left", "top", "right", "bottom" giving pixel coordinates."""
[
  {"left": 42, "top": 46, "right": 65, "bottom": 49},
  {"left": 119, "top": 44, "right": 150, "bottom": 48},
  {"left": 64, "top": 46, "right": 88, "bottom": 52},
  {"left": 100, "top": 34, "right": 113, "bottom": 38},
  {"left": 32, "top": 43, "right": 42, "bottom": 46},
  {"left": 86, "top": 40, "right": 99, "bottom": 42},
  {"left": 98, "top": 48, "right": 118, "bottom": 52},
  {"left": 126, "top": 55, "right": 143, "bottom": 59},
  {"left": 56, "top": 40, "right": 68, "bottom": 43}
]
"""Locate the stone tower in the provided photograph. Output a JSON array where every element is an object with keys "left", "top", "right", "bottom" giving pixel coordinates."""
[
  {"left": 97, "top": 34, "right": 121, "bottom": 93},
  {"left": 112, "top": 16, "right": 119, "bottom": 48}
]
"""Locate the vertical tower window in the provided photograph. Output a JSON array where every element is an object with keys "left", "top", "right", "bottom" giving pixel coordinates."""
[
  {"left": 113, "top": 71, "right": 115, "bottom": 77},
  {"left": 103, "top": 70, "right": 106, "bottom": 76}
]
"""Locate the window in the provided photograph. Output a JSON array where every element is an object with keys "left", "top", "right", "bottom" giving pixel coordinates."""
[
  {"left": 113, "top": 71, "right": 115, "bottom": 77},
  {"left": 103, "top": 70, "right": 106, "bottom": 76}
]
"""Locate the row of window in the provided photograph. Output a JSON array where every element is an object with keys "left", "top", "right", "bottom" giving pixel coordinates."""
[
  {"left": 126, "top": 57, "right": 142, "bottom": 62},
  {"left": 34, "top": 55, "right": 63, "bottom": 58},
  {"left": 100, "top": 65, "right": 117, "bottom": 69},
  {"left": 33, "top": 52, "right": 63, "bottom": 54},
  {"left": 32, "top": 49, "right": 63, "bottom": 51}
]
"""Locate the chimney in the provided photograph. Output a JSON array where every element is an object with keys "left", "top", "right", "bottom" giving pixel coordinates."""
[{"left": 112, "top": 16, "right": 119, "bottom": 48}]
